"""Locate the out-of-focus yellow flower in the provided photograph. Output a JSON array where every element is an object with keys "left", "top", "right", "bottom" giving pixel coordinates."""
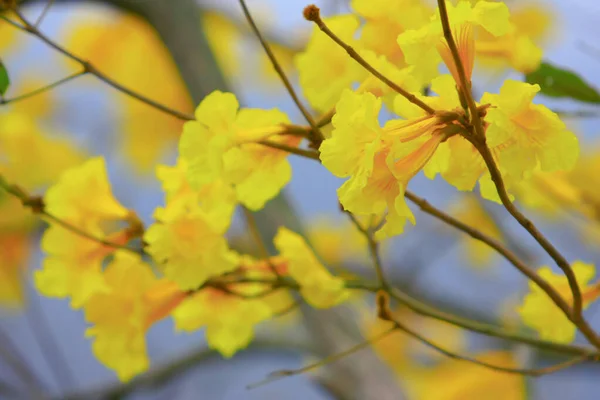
[
  {"left": 450, "top": 196, "right": 503, "bottom": 268},
  {"left": 476, "top": 1, "right": 553, "bottom": 72},
  {"left": 0, "top": 192, "right": 36, "bottom": 309},
  {"left": 43, "top": 157, "right": 128, "bottom": 225},
  {"left": 367, "top": 306, "right": 466, "bottom": 377},
  {"left": 64, "top": 12, "right": 192, "bottom": 172},
  {"left": 35, "top": 223, "right": 131, "bottom": 308},
  {"left": 85, "top": 251, "right": 186, "bottom": 381},
  {"left": 296, "top": 14, "right": 420, "bottom": 113},
  {"left": 173, "top": 285, "right": 273, "bottom": 358},
  {"left": 481, "top": 80, "right": 578, "bottom": 199},
  {"left": 274, "top": 227, "right": 349, "bottom": 308},
  {"left": 515, "top": 151, "right": 600, "bottom": 224},
  {"left": 144, "top": 196, "right": 239, "bottom": 291},
  {"left": 295, "top": 15, "right": 365, "bottom": 112},
  {"left": 0, "top": 231, "right": 29, "bottom": 308},
  {"left": 351, "top": 0, "right": 431, "bottom": 65},
  {"left": 406, "top": 350, "right": 526, "bottom": 400},
  {"left": 397, "top": 0, "right": 513, "bottom": 81},
  {"left": 179, "top": 90, "right": 297, "bottom": 211},
  {"left": 35, "top": 157, "right": 135, "bottom": 308},
  {"left": 201, "top": 11, "right": 242, "bottom": 79},
  {"left": 0, "top": 113, "right": 86, "bottom": 190},
  {"left": 306, "top": 216, "right": 368, "bottom": 266},
  {"left": 517, "top": 261, "right": 600, "bottom": 343}
]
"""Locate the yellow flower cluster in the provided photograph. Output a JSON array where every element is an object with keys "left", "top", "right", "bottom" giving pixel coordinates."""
[
  {"left": 310, "top": 0, "right": 577, "bottom": 237},
  {"left": 7, "top": 0, "right": 594, "bottom": 388}
]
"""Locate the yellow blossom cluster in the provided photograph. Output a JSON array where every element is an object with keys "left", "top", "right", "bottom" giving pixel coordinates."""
[{"left": 3, "top": 0, "right": 600, "bottom": 390}]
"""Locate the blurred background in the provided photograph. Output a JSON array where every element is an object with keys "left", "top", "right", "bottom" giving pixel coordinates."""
[{"left": 1, "top": 0, "right": 600, "bottom": 399}]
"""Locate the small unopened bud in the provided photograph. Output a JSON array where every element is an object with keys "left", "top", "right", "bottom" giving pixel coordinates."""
[{"left": 303, "top": 5, "right": 321, "bottom": 22}]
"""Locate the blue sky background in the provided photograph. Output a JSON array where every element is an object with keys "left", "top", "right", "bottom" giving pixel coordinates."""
[{"left": 2, "top": 0, "right": 600, "bottom": 399}]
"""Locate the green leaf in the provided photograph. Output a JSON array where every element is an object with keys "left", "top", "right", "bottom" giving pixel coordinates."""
[
  {"left": 525, "top": 62, "right": 600, "bottom": 104},
  {"left": 0, "top": 60, "right": 9, "bottom": 96}
]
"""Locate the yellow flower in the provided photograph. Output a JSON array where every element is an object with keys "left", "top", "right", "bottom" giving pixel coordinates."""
[
  {"left": 397, "top": 0, "right": 512, "bottom": 82},
  {"left": 63, "top": 12, "right": 192, "bottom": 172},
  {"left": 0, "top": 113, "right": 86, "bottom": 190},
  {"left": 179, "top": 90, "right": 296, "bottom": 210},
  {"left": 85, "top": 251, "right": 186, "bottom": 381},
  {"left": 44, "top": 157, "right": 129, "bottom": 224},
  {"left": 351, "top": 0, "right": 431, "bottom": 65},
  {"left": 450, "top": 195, "right": 504, "bottom": 268},
  {"left": 475, "top": 2, "right": 553, "bottom": 73},
  {"left": 144, "top": 196, "right": 239, "bottom": 291},
  {"left": 517, "top": 261, "right": 600, "bottom": 343},
  {"left": 173, "top": 286, "right": 273, "bottom": 358},
  {"left": 273, "top": 227, "right": 349, "bottom": 308},
  {"left": 481, "top": 80, "right": 579, "bottom": 195},
  {"left": 322, "top": 89, "right": 462, "bottom": 238},
  {"left": 156, "top": 158, "right": 237, "bottom": 231},
  {"left": 35, "top": 223, "right": 132, "bottom": 308},
  {"left": 295, "top": 14, "right": 366, "bottom": 112}
]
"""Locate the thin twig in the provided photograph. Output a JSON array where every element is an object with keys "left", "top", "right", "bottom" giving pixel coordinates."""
[
  {"left": 0, "top": 70, "right": 86, "bottom": 105},
  {"left": 346, "top": 211, "right": 387, "bottom": 289},
  {"left": 258, "top": 140, "right": 320, "bottom": 159},
  {"left": 247, "top": 326, "right": 397, "bottom": 389},
  {"left": 0, "top": 175, "right": 142, "bottom": 254},
  {"left": 391, "top": 318, "right": 593, "bottom": 377},
  {"left": 34, "top": 0, "right": 54, "bottom": 27},
  {"left": 238, "top": 0, "right": 323, "bottom": 143},
  {"left": 9, "top": 11, "right": 194, "bottom": 121},
  {"left": 303, "top": 5, "right": 435, "bottom": 115}
]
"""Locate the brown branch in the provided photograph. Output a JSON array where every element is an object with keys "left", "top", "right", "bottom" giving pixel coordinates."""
[
  {"left": 303, "top": 5, "right": 436, "bottom": 115},
  {"left": 258, "top": 140, "right": 320, "bottom": 159},
  {"left": 34, "top": 0, "right": 54, "bottom": 27},
  {"left": 238, "top": 0, "right": 323, "bottom": 143},
  {"left": 435, "top": 0, "right": 599, "bottom": 348},
  {"left": 0, "top": 175, "right": 143, "bottom": 254},
  {"left": 207, "top": 275, "right": 594, "bottom": 357},
  {"left": 247, "top": 326, "right": 397, "bottom": 389},
  {"left": 8, "top": 10, "right": 195, "bottom": 121},
  {"left": 0, "top": 70, "right": 86, "bottom": 105},
  {"left": 345, "top": 211, "right": 388, "bottom": 289},
  {"left": 391, "top": 318, "right": 594, "bottom": 377},
  {"left": 404, "top": 190, "right": 572, "bottom": 318}
]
